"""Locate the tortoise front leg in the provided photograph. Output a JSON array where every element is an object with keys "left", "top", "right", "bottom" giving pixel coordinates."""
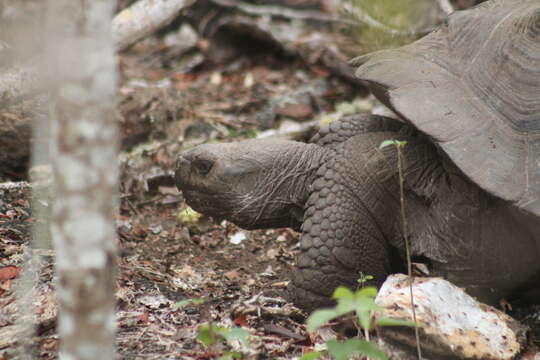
[{"left": 288, "top": 133, "right": 402, "bottom": 311}]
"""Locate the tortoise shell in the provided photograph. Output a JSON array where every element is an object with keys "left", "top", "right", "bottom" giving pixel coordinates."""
[{"left": 355, "top": 0, "right": 540, "bottom": 216}]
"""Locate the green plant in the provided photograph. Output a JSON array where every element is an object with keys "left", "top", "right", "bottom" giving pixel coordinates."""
[
  {"left": 379, "top": 140, "right": 411, "bottom": 278},
  {"left": 228, "top": 127, "right": 258, "bottom": 139},
  {"left": 197, "top": 323, "right": 250, "bottom": 360},
  {"left": 300, "top": 351, "right": 323, "bottom": 360},
  {"left": 380, "top": 139, "right": 422, "bottom": 360},
  {"left": 175, "top": 297, "right": 205, "bottom": 309},
  {"left": 177, "top": 298, "right": 251, "bottom": 359},
  {"left": 357, "top": 272, "right": 374, "bottom": 287},
  {"left": 304, "top": 286, "right": 414, "bottom": 360}
]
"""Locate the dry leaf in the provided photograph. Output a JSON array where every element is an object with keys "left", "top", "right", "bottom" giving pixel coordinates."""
[
  {"left": 224, "top": 270, "right": 241, "bottom": 280},
  {"left": 0, "top": 266, "right": 19, "bottom": 280}
]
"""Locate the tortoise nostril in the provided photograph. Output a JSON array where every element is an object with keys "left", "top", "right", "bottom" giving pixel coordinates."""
[
  {"left": 176, "top": 156, "right": 190, "bottom": 170},
  {"left": 192, "top": 159, "right": 214, "bottom": 176}
]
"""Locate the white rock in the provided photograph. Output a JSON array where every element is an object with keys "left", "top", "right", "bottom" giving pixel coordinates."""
[{"left": 375, "top": 274, "right": 527, "bottom": 360}]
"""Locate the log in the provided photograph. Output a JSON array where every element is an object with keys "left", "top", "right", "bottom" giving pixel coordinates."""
[{"left": 113, "top": 0, "right": 192, "bottom": 51}]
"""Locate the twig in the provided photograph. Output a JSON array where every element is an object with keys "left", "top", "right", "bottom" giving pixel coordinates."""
[
  {"left": 396, "top": 145, "right": 422, "bottom": 360},
  {"left": 0, "top": 181, "right": 31, "bottom": 190}
]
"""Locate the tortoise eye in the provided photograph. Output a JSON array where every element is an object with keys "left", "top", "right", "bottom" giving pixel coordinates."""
[{"left": 193, "top": 159, "right": 214, "bottom": 175}]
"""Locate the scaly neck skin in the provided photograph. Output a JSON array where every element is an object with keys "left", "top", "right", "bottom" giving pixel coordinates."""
[{"left": 244, "top": 142, "right": 331, "bottom": 231}]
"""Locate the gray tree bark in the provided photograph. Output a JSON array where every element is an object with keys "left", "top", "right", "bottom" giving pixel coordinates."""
[{"left": 46, "top": 1, "right": 118, "bottom": 359}]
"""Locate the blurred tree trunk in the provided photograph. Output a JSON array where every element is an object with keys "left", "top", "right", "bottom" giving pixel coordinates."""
[{"left": 46, "top": 1, "right": 118, "bottom": 359}]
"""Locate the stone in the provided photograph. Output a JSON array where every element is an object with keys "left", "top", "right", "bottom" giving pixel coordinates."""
[{"left": 375, "top": 274, "right": 528, "bottom": 360}]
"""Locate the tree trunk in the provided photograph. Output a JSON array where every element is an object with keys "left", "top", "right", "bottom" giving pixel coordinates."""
[{"left": 46, "top": 1, "right": 118, "bottom": 359}]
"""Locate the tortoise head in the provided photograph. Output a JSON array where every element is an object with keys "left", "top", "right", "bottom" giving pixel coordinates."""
[{"left": 175, "top": 139, "right": 325, "bottom": 230}]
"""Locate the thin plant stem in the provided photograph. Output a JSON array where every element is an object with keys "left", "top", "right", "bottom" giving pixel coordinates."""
[{"left": 396, "top": 144, "right": 422, "bottom": 360}]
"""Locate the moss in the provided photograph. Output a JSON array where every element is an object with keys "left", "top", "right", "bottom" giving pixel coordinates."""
[{"left": 344, "top": 0, "right": 435, "bottom": 51}]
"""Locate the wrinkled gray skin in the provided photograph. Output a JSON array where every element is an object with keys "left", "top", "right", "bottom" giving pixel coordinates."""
[{"left": 176, "top": 114, "right": 540, "bottom": 311}]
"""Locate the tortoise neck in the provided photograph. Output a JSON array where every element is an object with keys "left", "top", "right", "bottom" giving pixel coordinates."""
[{"left": 277, "top": 143, "right": 331, "bottom": 230}]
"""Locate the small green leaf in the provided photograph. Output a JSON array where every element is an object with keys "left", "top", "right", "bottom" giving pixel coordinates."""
[
  {"left": 213, "top": 325, "right": 231, "bottom": 339},
  {"left": 332, "top": 286, "right": 355, "bottom": 300},
  {"left": 246, "top": 129, "right": 258, "bottom": 139},
  {"left": 178, "top": 207, "right": 202, "bottom": 225},
  {"left": 355, "top": 286, "right": 378, "bottom": 298},
  {"left": 306, "top": 309, "right": 340, "bottom": 331},
  {"left": 356, "top": 309, "right": 372, "bottom": 331},
  {"left": 231, "top": 352, "right": 243, "bottom": 359},
  {"left": 176, "top": 297, "right": 205, "bottom": 308},
  {"left": 223, "top": 328, "right": 250, "bottom": 346},
  {"left": 357, "top": 273, "right": 374, "bottom": 285},
  {"left": 379, "top": 139, "right": 408, "bottom": 149},
  {"left": 379, "top": 139, "right": 396, "bottom": 149},
  {"left": 176, "top": 299, "right": 192, "bottom": 308},
  {"left": 220, "top": 351, "right": 244, "bottom": 360},
  {"left": 335, "top": 297, "right": 359, "bottom": 315},
  {"left": 197, "top": 323, "right": 215, "bottom": 347},
  {"left": 198, "top": 324, "right": 250, "bottom": 355},
  {"left": 300, "top": 351, "right": 322, "bottom": 360},
  {"left": 353, "top": 296, "right": 380, "bottom": 311},
  {"left": 198, "top": 323, "right": 233, "bottom": 347},
  {"left": 327, "top": 339, "right": 389, "bottom": 360},
  {"left": 395, "top": 140, "right": 408, "bottom": 148},
  {"left": 376, "top": 317, "right": 416, "bottom": 327}
]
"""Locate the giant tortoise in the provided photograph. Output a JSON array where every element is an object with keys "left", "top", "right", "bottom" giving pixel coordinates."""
[{"left": 175, "top": 0, "right": 540, "bottom": 311}]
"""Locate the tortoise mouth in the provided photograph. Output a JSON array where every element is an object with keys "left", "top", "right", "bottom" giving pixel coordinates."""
[
  {"left": 181, "top": 188, "right": 259, "bottom": 228},
  {"left": 175, "top": 155, "right": 194, "bottom": 190},
  {"left": 182, "top": 189, "right": 228, "bottom": 216}
]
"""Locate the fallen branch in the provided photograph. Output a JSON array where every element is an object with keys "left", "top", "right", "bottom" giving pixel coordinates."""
[
  {"left": 211, "top": 0, "right": 354, "bottom": 24},
  {"left": 0, "top": 181, "right": 31, "bottom": 191},
  {"left": 113, "top": 0, "right": 193, "bottom": 51}
]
